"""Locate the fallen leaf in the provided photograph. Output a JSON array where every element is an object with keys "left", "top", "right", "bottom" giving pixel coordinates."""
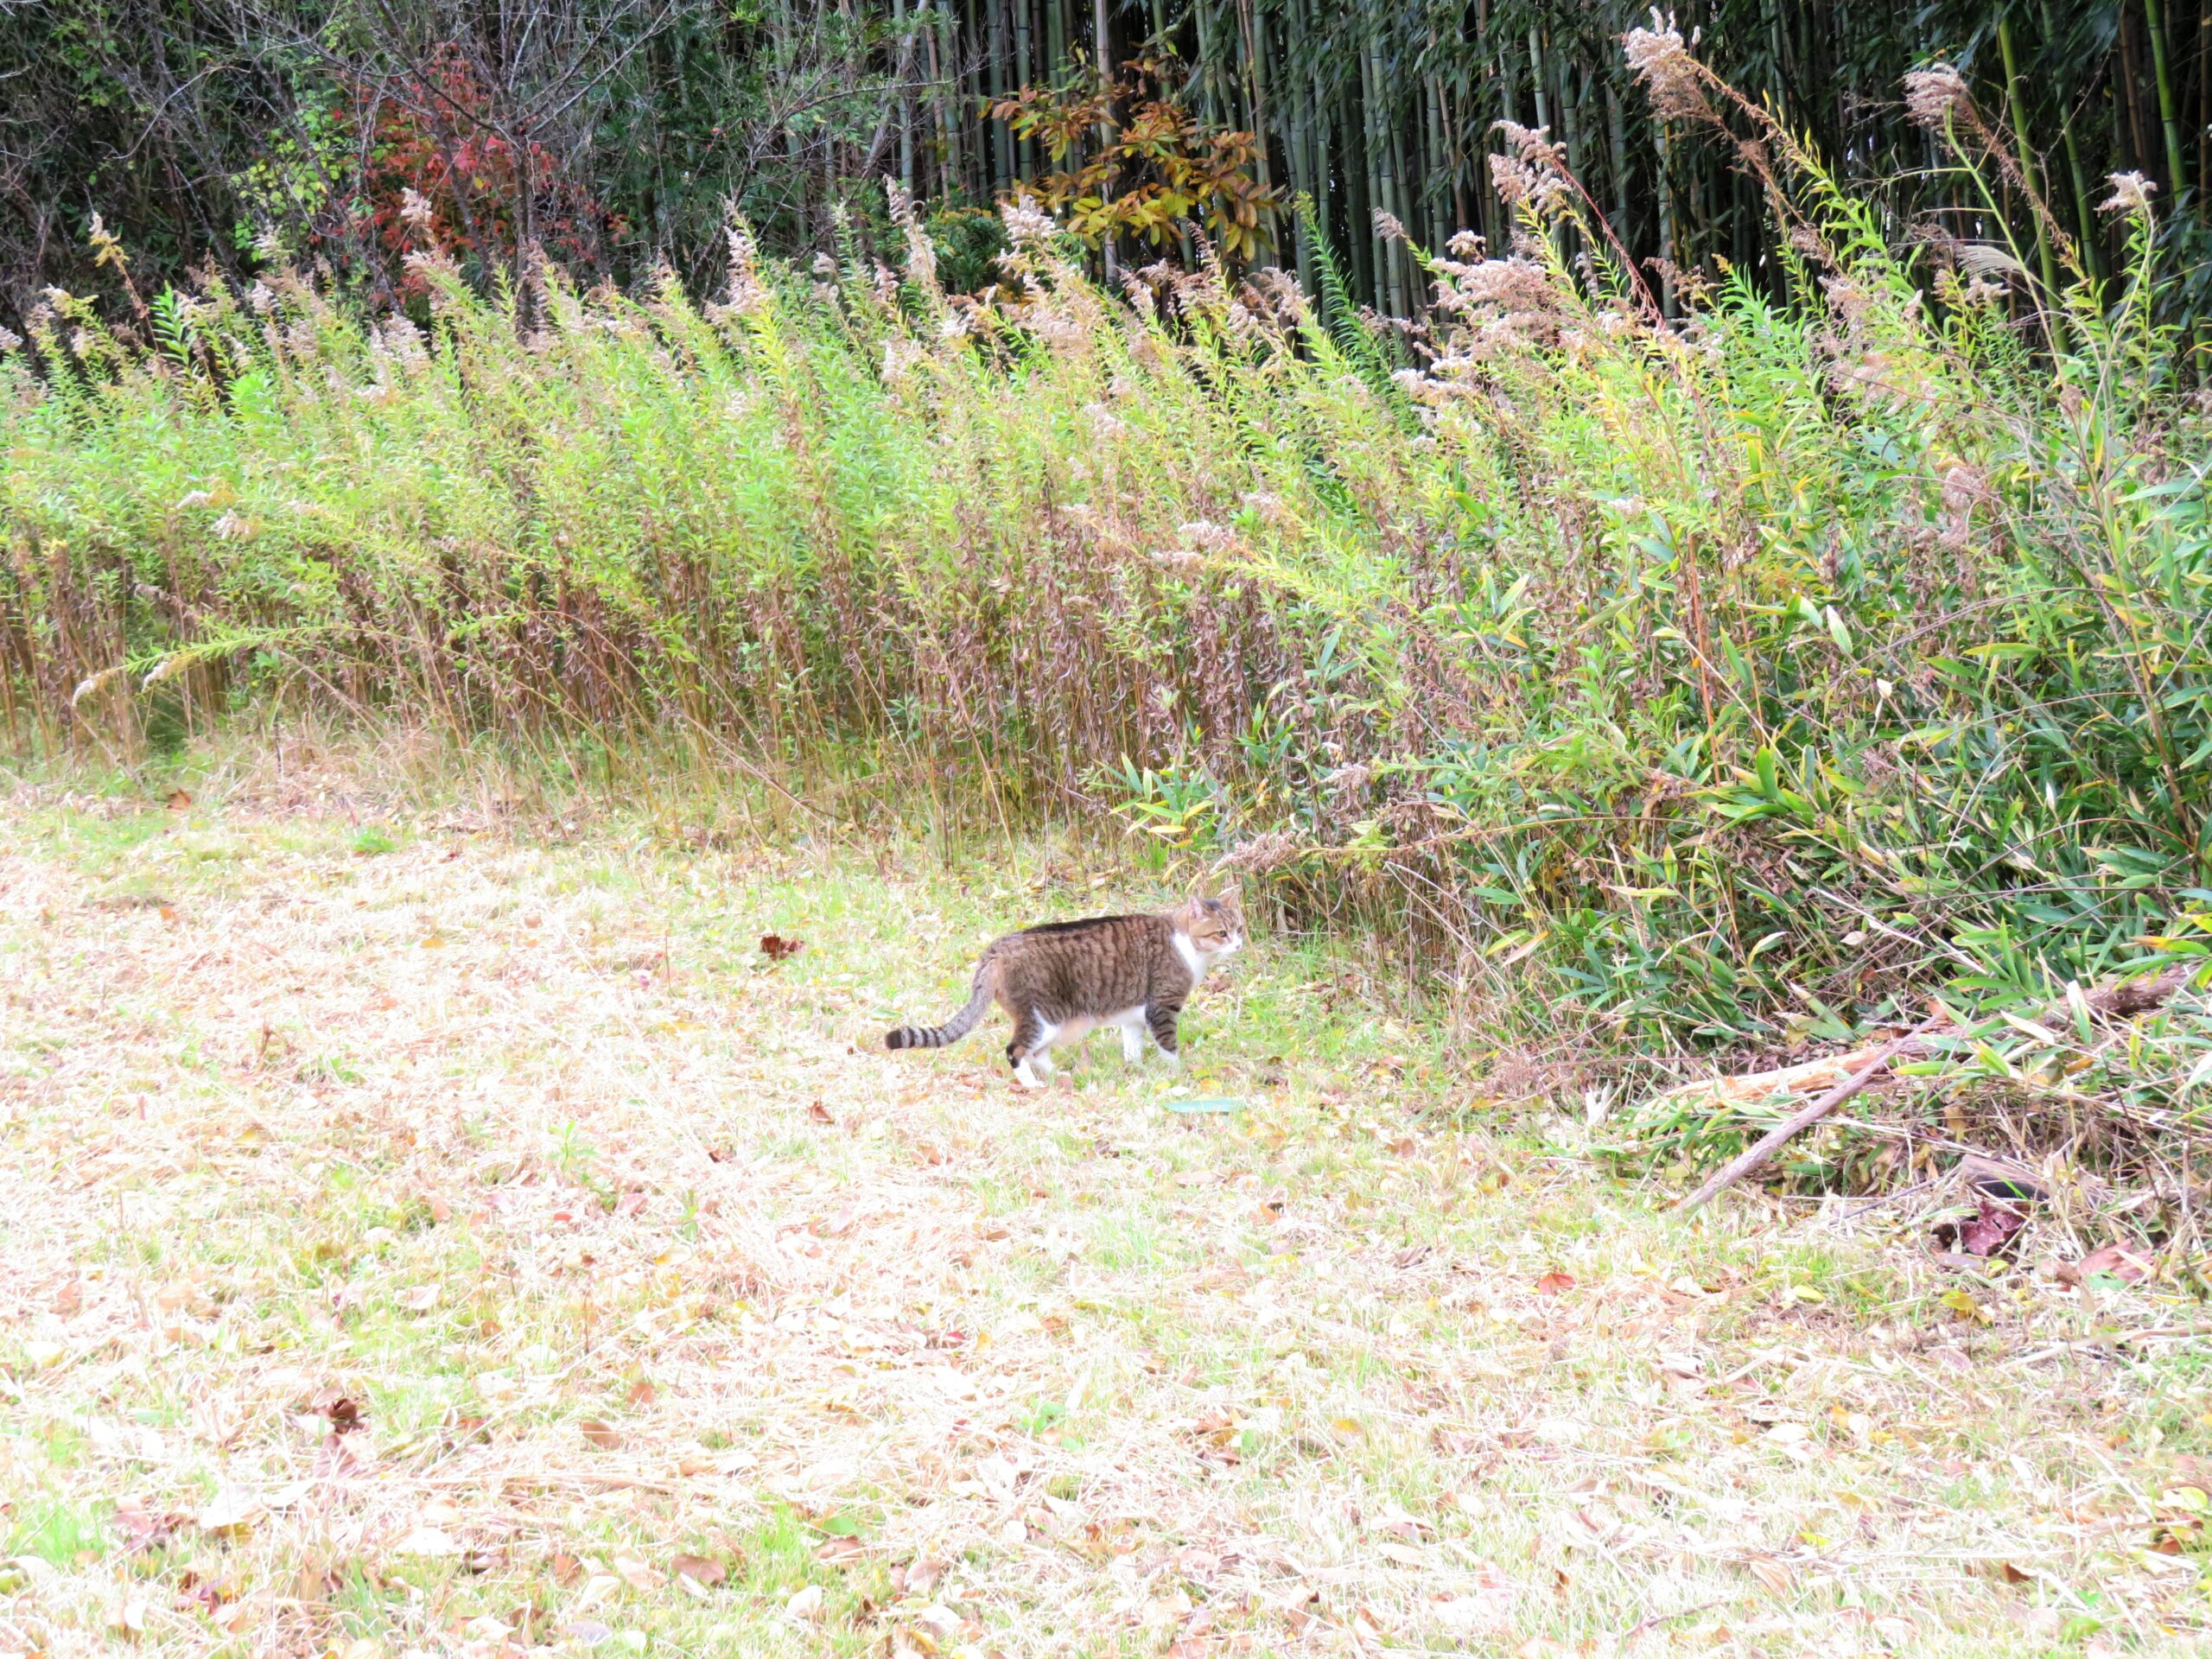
[
  {"left": 2058, "top": 1243, "right": 2152, "bottom": 1287},
  {"left": 196, "top": 1488, "right": 264, "bottom": 1535},
  {"left": 671, "top": 1554, "right": 725, "bottom": 1586},
  {"left": 1998, "top": 1562, "right": 2031, "bottom": 1585},
  {"left": 809, "top": 1101, "right": 836, "bottom": 1126},
  {"left": 166, "top": 789, "right": 193, "bottom": 810},
  {"left": 1535, "top": 1271, "right": 1576, "bottom": 1297},
  {"left": 613, "top": 1553, "right": 662, "bottom": 1590},
  {"left": 1957, "top": 1198, "right": 2026, "bottom": 1258},
  {"left": 626, "top": 1376, "right": 658, "bottom": 1408},
  {"left": 395, "top": 1527, "right": 459, "bottom": 1557},
  {"left": 579, "top": 1418, "right": 623, "bottom": 1450},
  {"left": 899, "top": 1556, "right": 948, "bottom": 1596},
  {"left": 550, "top": 1551, "right": 583, "bottom": 1586},
  {"left": 323, "top": 1396, "right": 365, "bottom": 1435},
  {"left": 1746, "top": 1557, "right": 1793, "bottom": 1595},
  {"left": 397, "top": 1284, "right": 439, "bottom": 1313},
  {"left": 110, "top": 1595, "right": 149, "bottom": 1634},
  {"left": 113, "top": 1498, "right": 188, "bottom": 1552},
  {"left": 559, "top": 1620, "right": 612, "bottom": 1647},
  {"left": 786, "top": 1584, "right": 826, "bottom": 1621},
  {"left": 760, "top": 933, "right": 804, "bottom": 963}
]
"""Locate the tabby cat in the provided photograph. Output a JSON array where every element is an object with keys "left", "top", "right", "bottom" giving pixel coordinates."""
[{"left": 885, "top": 897, "right": 1243, "bottom": 1086}]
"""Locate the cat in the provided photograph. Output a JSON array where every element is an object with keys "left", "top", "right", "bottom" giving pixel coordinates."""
[{"left": 885, "top": 897, "right": 1243, "bottom": 1086}]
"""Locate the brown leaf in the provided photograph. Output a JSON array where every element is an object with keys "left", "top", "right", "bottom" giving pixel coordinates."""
[
  {"left": 550, "top": 1551, "right": 583, "bottom": 1586},
  {"left": 1998, "top": 1562, "right": 2031, "bottom": 1585},
  {"left": 815, "top": 1534, "right": 867, "bottom": 1567},
  {"left": 899, "top": 1556, "right": 948, "bottom": 1596},
  {"left": 760, "top": 933, "right": 804, "bottom": 963},
  {"left": 1535, "top": 1271, "right": 1576, "bottom": 1297},
  {"left": 809, "top": 1101, "right": 836, "bottom": 1126},
  {"left": 166, "top": 789, "right": 192, "bottom": 810},
  {"left": 112, "top": 1497, "right": 188, "bottom": 1553},
  {"left": 2059, "top": 1243, "right": 2152, "bottom": 1287},
  {"left": 672, "top": 1553, "right": 726, "bottom": 1586},
  {"left": 1958, "top": 1198, "right": 2026, "bottom": 1258},
  {"left": 323, "top": 1396, "right": 365, "bottom": 1435},
  {"left": 52, "top": 1280, "right": 85, "bottom": 1318},
  {"left": 626, "top": 1376, "right": 658, "bottom": 1408},
  {"left": 579, "top": 1418, "right": 623, "bottom": 1450},
  {"left": 1746, "top": 1556, "right": 1793, "bottom": 1595}
]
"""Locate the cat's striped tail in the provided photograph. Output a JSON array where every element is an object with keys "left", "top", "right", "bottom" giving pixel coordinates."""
[{"left": 885, "top": 964, "right": 991, "bottom": 1050}]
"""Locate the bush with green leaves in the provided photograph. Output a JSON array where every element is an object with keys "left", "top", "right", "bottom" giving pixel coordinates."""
[{"left": 6, "top": 39, "right": 2211, "bottom": 1184}]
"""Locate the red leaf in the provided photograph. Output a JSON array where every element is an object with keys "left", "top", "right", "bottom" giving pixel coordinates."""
[
  {"left": 1535, "top": 1271, "right": 1576, "bottom": 1297},
  {"left": 1958, "top": 1198, "right": 2025, "bottom": 1258}
]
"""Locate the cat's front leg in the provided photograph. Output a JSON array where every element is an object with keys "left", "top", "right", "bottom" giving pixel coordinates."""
[{"left": 1146, "top": 1001, "right": 1182, "bottom": 1070}]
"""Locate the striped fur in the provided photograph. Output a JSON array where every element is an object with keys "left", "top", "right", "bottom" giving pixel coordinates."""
[{"left": 884, "top": 898, "right": 1242, "bottom": 1084}]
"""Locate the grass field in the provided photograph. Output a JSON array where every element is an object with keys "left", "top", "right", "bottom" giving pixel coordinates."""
[{"left": 3, "top": 744, "right": 2211, "bottom": 1657}]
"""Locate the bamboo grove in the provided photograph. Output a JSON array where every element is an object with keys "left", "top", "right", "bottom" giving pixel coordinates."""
[{"left": 5, "top": 2, "right": 2212, "bottom": 330}]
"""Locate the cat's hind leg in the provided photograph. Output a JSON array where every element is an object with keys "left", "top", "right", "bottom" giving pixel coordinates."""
[{"left": 1008, "top": 1008, "right": 1059, "bottom": 1089}]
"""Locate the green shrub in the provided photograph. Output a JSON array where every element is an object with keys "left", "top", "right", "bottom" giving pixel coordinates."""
[{"left": 4, "top": 43, "right": 2209, "bottom": 1122}]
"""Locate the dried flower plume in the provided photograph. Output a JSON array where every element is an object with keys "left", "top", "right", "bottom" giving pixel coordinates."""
[{"left": 2100, "top": 171, "right": 2157, "bottom": 219}]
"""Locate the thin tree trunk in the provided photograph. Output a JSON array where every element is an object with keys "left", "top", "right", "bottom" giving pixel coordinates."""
[
  {"left": 1387, "top": 62, "right": 1416, "bottom": 301},
  {"left": 2199, "top": 3, "right": 2210, "bottom": 201},
  {"left": 1343, "top": 55, "right": 1372, "bottom": 305},
  {"left": 931, "top": 6, "right": 960, "bottom": 199},
  {"left": 1284, "top": 0, "right": 1314, "bottom": 289},
  {"left": 1194, "top": 0, "right": 1219, "bottom": 125},
  {"left": 1014, "top": 0, "right": 1034, "bottom": 181},
  {"left": 2046, "top": 0, "right": 2104, "bottom": 282},
  {"left": 1092, "top": 0, "right": 1116, "bottom": 283},
  {"left": 896, "top": 0, "right": 916, "bottom": 200},
  {"left": 2145, "top": 0, "right": 2191, "bottom": 193},
  {"left": 1237, "top": 0, "right": 1273, "bottom": 204},
  {"left": 988, "top": 0, "right": 1012, "bottom": 190},
  {"left": 2121, "top": 3, "right": 2152, "bottom": 171},
  {"left": 1424, "top": 70, "right": 1450, "bottom": 245},
  {"left": 1607, "top": 76, "right": 1630, "bottom": 252},
  {"left": 1997, "top": 16, "right": 2061, "bottom": 299}
]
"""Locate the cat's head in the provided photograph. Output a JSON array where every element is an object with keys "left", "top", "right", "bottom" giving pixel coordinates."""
[{"left": 1179, "top": 893, "right": 1244, "bottom": 958}]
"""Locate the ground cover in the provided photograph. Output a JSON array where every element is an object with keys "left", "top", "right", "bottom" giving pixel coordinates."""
[{"left": 2, "top": 748, "right": 2210, "bottom": 1656}]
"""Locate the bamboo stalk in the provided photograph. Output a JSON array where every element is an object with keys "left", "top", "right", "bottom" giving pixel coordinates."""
[
  {"left": 2145, "top": 0, "right": 2191, "bottom": 193},
  {"left": 1997, "top": 16, "right": 2062, "bottom": 300}
]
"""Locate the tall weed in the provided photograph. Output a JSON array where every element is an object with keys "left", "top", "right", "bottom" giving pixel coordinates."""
[{"left": 6, "top": 50, "right": 2212, "bottom": 1180}]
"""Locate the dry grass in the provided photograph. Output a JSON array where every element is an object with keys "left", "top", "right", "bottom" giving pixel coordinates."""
[{"left": 3, "top": 743, "right": 2210, "bottom": 1657}]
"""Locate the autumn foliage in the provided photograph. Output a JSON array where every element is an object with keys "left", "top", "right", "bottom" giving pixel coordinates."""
[
  {"left": 338, "top": 44, "right": 625, "bottom": 284},
  {"left": 990, "top": 54, "right": 1279, "bottom": 261}
]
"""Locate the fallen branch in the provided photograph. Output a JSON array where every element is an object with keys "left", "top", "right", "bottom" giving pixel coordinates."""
[
  {"left": 1669, "top": 966, "right": 2195, "bottom": 1214},
  {"left": 1677, "top": 1030, "right": 1927, "bottom": 1213}
]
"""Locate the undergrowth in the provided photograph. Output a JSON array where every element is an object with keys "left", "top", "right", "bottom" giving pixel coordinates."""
[{"left": 6, "top": 30, "right": 2212, "bottom": 1203}]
